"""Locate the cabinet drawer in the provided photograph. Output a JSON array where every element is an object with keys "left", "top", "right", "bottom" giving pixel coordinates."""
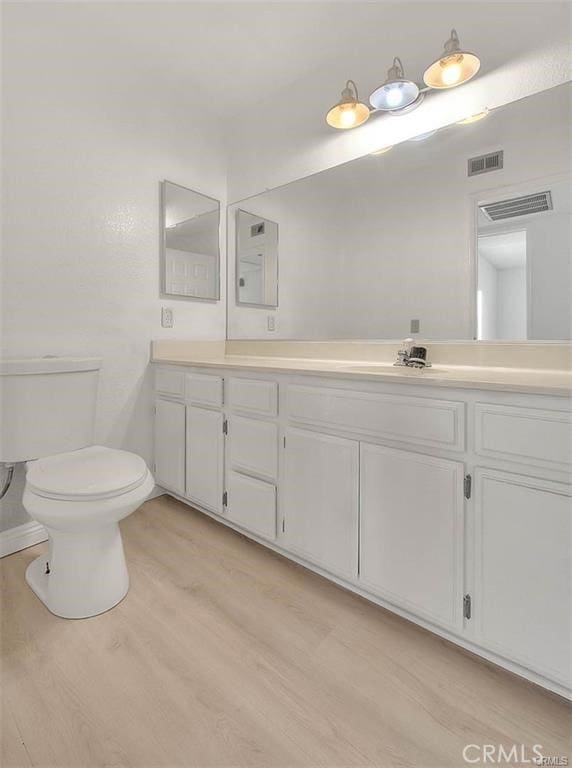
[
  {"left": 475, "top": 403, "right": 572, "bottom": 471},
  {"left": 185, "top": 373, "right": 223, "bottom": 408},
  {"left": 227, "top": 377, "right": 278, "bottom": 417},
  {"left": 226, "top": 471, "right": 276, "bottom": 541},
  {"left": 228, "top": 416, "right": 278, "bottom": 481},
  {"left": 155, "top": 368, "right": 185, "bottom": 398},
  {"left": 287, "top": 385, "right": 464, "bottom": 452}
]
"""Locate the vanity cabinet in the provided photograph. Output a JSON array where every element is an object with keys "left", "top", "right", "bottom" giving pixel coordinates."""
[
  {"left": 282, "top": 427, "right": 359, "bottom": 580},
  {"left": 473, "top": 468, "right": 571, "bottom": 688},
  {"left": 153, "top": 363, "right": 571, "bottom": 698},
  {"left": 154, "top": 398, "right": 186, "bottom": 495},
  {"left": 359, "top": 443, "right": 464, "bottom": 631}
]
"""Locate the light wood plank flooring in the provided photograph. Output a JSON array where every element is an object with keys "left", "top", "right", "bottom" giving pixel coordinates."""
[{"left": 1, "top": 496, "right": 570, "bottom": 768}]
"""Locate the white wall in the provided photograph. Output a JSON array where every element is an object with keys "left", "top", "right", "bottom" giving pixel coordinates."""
[
  {"left": 228, "top": 84, "right": 571, "bottom": 340},
  {"left": 497, "top": 268, "right": 527, "bottom": 339},
  {"left": 477, "top": 256, "right": 498, "bottom": 340},
  {"left": 0, "top": 4, "right": 227, "bottom": 531}
]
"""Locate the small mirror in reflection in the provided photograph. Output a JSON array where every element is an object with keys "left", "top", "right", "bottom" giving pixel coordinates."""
[{"left": 236, "top": 210, "right": 278, "bottom": 307}]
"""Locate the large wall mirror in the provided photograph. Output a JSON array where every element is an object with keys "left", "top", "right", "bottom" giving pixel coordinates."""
[
  {"left": 228, "top": 82, "right": 571, "bottom": 340},
  {"left": 161, "top": 180, "right": 220, "bottom": 300}
]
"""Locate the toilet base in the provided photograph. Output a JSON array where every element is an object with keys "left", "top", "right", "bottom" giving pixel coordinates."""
[{"left": 25, "top": 522, "right": 129, "bottom": 619}]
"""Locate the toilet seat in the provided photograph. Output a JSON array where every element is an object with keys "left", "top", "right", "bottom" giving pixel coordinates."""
[{"left": 26, "top": 445, "right": 148, "bottom": 501}]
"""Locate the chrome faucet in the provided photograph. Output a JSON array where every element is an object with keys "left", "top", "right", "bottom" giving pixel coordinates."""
[{"left": 394, "top": 339, "right": 431, "bottom": 368}]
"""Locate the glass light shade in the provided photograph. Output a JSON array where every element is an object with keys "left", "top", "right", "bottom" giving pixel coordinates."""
[
  {"left": 370, "top": 79, "right": 419, "bottom": 111},
  {"left": 370, "top": 145, "right": 393, "bottom": 156},
  {"left": 423, "top": 29, "right": 480, "bottom": 89},
  {"left": 410, "top": 130, "right": 437, "bottom": 142},
  {"left": 369, "top": 57, "right": 419, "bottom": 111},
  {"left": 326, "top": 80, "right": 370, "bottom": 129},
  {"left": 326, "top": 100, "right": 370, "bottom": 129},
  {"left": 457, "top": 108, "right": 489, "bottom": 125}
]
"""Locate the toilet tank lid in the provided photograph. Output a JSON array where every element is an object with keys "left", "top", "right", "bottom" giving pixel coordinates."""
[{"left": 0, "top": 357, "right": 102, "bottom": 375}]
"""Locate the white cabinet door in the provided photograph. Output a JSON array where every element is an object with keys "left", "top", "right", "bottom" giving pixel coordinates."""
[
  {"left": 226, "top": 470, "right": 276, "bottom": 541},
  {"left": 283, "top": 427, "right": 359, "bottom": 580},
  {"left": 360, "top": 443, "right": 464, "bottom": 631},
  {"left": 154, "top": 398, "right": 185, "bottom": 495},
  {"left": 186, "top": 405, "right": 224, "bottom": 514},
  {"left": 227, "top": 415, "right": 278, "bottom": 482},
  {"left": 474, "top": 469, "right": 571, "bottom": 688}
]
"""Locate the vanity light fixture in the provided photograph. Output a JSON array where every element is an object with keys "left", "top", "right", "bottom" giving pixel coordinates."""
[
  {"left": 369, "top": 58, "right": 420, "bottom": 112},
  {"left": 423, "top": 29, "right": 480, "bottom": 89},
  {"left": 326, "top": 80, "right": 370, "bottom": 129},
  {"left": 326, "top": 28, "right": 480, "bottom": 129},
  {"left": 370, "top": 145, "right": 393, "bottom": 156},
  {"left": 457, "top": 108, "right": 489, "bottom": 125},
  {"left": 410, "top": 130, "right": 438, "bottom": 141}
]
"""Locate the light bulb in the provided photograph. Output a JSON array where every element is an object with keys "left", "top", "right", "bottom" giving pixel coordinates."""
[
  {"left": 339, "top": 105, "right": 358, "bottom": 128},
  {"left": 441, "top": 59, "right": 462, "bottom": 85},
  {"left": 385, "top": 86, "right": 404, "bottom": 108}
]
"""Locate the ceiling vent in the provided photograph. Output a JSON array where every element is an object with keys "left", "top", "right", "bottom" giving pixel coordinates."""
[
  {"left": 480, "top": 191, "right": 553, "bottom": 222},
  {"left": 468, "top": 150, "right": 503, "bottom": 177}
]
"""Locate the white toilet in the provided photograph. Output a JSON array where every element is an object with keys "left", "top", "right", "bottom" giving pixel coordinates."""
[{"left": 0, "top": 357, "right": 154, "bottom": 619}]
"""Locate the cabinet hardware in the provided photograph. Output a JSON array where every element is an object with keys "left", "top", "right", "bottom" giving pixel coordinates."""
[
  {"left": 464, "top": 473, "right": 472, "bottom": 499},
  {"left": 283, "top": 435, "right": 286, "bottom": 448},
  {"left": 282, "top": 519, "right": 285, "bottom": 533},
  {"left": 463, "top": 593, "right": 472, "bottom": 620},
  {"left": 222, "top": 491, "right": 228, "bottom": 507},
  {"left": 222, "top": 419, "right": 228, "bottom": 435}
]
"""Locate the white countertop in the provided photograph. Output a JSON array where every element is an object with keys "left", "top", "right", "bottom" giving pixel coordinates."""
[{"left": 151, "top": 353, "right": 572, "bottom": 397}]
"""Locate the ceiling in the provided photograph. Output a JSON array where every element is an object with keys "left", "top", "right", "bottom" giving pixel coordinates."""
[
  {"left": 478, "top": 230, "right": 527, "bottom": 269},
  {"left": 5, "top": 1, "right": 571, "bottom": 117}
]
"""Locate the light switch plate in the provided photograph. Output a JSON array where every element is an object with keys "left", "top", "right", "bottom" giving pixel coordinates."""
[
  {"left": 267, "top": 315, "right": 276, "bottom": 332},
  {"left": 410, "top": 318, "right": 420, "bottom": 334}
]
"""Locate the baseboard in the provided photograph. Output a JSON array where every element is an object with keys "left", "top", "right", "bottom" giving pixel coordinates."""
[{"left": 0, "top": 521, "right": 48, "bottom": 558}]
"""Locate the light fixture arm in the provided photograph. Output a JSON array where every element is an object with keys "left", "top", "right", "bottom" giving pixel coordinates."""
[
  {"left": 342, "top": 79, "right": 359, "bottom": 102},
  {"left": 388, "top": 57, "right": 405, "bottom": 80},
  {"left": 443, "top": 29, "right": 461, "bottom": 54}
]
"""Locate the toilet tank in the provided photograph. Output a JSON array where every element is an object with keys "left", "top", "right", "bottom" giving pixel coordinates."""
[{"left": 0, "top": 357, "right": 101, "bottom": 462}]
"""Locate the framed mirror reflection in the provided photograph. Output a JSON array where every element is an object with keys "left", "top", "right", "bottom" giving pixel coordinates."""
[
  {"left": 161, "top": 180, "right": 220, "bottom": 301},
  {"left": 236, "top": 210, "right": 278, "bottom": 308},
  {"left": 227, "top": 82, "right": 571, "bottom": 341}
]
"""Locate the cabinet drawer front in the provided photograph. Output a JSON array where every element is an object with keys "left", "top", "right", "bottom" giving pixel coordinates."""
[
  {"left": 287, "top": 385, "right": 464, "bottom": 451},
  {"left": 226, "top": 471, "right": 276, "bottom": 541},
  {"left": 155, "top": 368, "right": 185, "bottom": 398},
  {"left": 228, "top": 416, "right": 278, "bottom": 481},
  {"left": 475, "top": 403, "right": 572, "bottom": 470},
  {"left": 185, "top": 373, "right": 223, "bottom": 408},
  {"left": 227, "top": 377, "right": 278, "bottom": 417}
]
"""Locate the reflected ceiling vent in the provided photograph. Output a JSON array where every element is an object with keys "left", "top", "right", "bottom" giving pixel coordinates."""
[
  {"left": 480, "top": 191, "right": 553, "bottom": 221},
  {"left": 468, "top": 150, "right": 503, "bottom": 176}
]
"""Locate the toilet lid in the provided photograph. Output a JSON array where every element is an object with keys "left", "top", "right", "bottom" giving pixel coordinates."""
[{"left": 26, "top": 445, "right": 148, "bottom": 501}]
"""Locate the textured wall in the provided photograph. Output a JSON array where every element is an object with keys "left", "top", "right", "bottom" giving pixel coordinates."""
[{"left": 1, "top": 4, "right": 227, "bottom": 531}]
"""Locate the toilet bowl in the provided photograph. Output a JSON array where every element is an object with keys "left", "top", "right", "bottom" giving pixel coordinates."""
[{"left": 23, "top": 445, "right": 154, "bottom": 619}]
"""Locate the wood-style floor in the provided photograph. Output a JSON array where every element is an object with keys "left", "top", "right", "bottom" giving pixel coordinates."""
[{"left": 1, "top": 496, "right": 570, "bottom": 768}]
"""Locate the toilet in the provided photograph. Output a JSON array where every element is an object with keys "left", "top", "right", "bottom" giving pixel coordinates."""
[{"left": 0, "top": 357, "right": 154, "bottom": 619}]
